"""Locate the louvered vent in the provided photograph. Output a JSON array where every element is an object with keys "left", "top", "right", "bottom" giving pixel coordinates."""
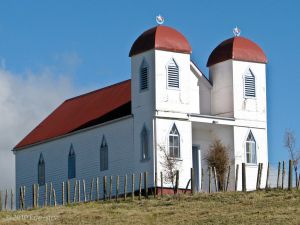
[
  {"left": 167, "top": 60, "right": 179, "bottom": 88},
  {"left": 244, "top": 72, "right": 256, "bottom": 97},
  {"left": 140, "top": 67, "right": 148, "bottom": 90}
]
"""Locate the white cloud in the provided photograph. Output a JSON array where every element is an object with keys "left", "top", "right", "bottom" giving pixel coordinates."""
[{"left": 0, "top": 66, "right": 76, "bottom": 191}]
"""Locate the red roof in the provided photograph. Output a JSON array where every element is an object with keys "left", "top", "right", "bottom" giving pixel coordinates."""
[
  {"left": 129, "top": 25, "right": 192, "bottom": 57},
  {"left": 207, "top": 36, "right": 267, "bottom": 67},
  {"left": 15, "top": 80, "right": 131, "bottom": 150}
]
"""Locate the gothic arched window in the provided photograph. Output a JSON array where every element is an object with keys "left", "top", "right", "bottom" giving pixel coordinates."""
[
  {"left": 100, "top": 136, "right": 108, "bottom": 171},
  {"left": 68, "top": 145, "right": 76, "bottom": 179},
  {"left": 38, "top": 153, "right": 45, "bottom": 186},
  {"left": 246, "top": 131, "right": 256, "bottom": 164},
  {"left": 141, "top": 125, "right": 149, "bottom": 160},
  {"left": 169, "top": 124, "right": 180, "bottom": 158}
]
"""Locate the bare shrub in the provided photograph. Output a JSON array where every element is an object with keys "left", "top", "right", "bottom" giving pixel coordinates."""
[
  {"left": 158, "top": 145, "right": 181, "bottom": 188},
  {"left": 284, "top": 129, "right": 300, "bottom": 185},
  {"left": 206, "top": 139, "right": 229, "bottom": 191}
]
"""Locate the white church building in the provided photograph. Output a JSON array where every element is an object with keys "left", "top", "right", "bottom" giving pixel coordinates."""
[{"left": 14, "top": 24, "right": 268, "bottom": 207}]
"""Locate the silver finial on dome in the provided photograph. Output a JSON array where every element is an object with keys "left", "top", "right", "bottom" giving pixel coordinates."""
[
  {"left": 156, "top": 15, "right": 164, "bottom": 25},
  {"left": 233, "top": 26, "right": 241, "bottom": 37}
]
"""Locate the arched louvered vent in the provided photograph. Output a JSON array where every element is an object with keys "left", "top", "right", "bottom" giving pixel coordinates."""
[
  {"left": 244, "top": 70, "right": 256, "bottom": 98},
  {"left": 140, "top": 60, "right": 148, "bottom": 91},
  {"left": 167, "top": 59, "right": 179, "bottom": 88}
]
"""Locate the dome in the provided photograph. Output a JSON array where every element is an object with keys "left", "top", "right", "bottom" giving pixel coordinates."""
[
  {"left": 207, "top": 36, "right": 267, "bottom": 67},
  {"left": 129, "top": 25, "right": 192, "bottom": 57}
]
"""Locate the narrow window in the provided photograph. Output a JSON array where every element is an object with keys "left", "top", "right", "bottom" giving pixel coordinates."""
[
  {"left": 141, "top": 125, "right": 149, "bottom": 160},
  {"left": 167, "top": 59, "right": 179, "bottom": 88},
  {"left": 244, "top": 70, "right": 256, "bottom": 98},
  {"left": 100, "top": 136, "right": 108, "bottom": 171},
  {"left": 246, "top": 131, "right": 257, "bottom": 164},
  {"left": 38, "top": 153, "right": 45, "bottom": 186},
  {"left": 169, "top": 124, "right": 180, "bottom": 158},
  {"left": 140, "top": 60, "right": 148, "bottom": 90},
  {"left": 68, "top": 145, "right": 76, "bottom": 179}
]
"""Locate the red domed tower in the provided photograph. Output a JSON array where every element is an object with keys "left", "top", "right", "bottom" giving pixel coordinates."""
[
  {"left": 207, "top": 32, "right": 268, "bottom": 190},
  {"left": 207, "top": 35, "right": 267, "bottom": 119}
]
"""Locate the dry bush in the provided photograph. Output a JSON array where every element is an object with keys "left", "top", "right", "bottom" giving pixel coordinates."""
[
  {"left": 206, "top": 139, "right": 229, "bottom": 190},
  {"left": 158, "top": 145, "right": 181, "bottom": 188}
]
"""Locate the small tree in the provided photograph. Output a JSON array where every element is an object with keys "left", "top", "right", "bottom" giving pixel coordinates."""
[
  {"left": 158, "top": 145, "right": 181, "bottom": 188},
  {"left": 206, "top": 139, "right": 229, "bottom": 191},
  {"left": 284, "top": 129, "right": 300, "bottom": 185}
]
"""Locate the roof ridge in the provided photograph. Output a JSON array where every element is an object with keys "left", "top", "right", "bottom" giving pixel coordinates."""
[{"left": 65, "top": 79, "right": 131, "bottom": 102}]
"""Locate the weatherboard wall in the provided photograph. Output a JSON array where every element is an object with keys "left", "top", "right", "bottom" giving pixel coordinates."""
[{"left": 14, "top": 117, "right": 153, "bottom": 208}]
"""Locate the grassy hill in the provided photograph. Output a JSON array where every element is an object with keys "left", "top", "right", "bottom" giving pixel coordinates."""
[{"left": 0, "top": 190, "right": 299, "bottom": 225}]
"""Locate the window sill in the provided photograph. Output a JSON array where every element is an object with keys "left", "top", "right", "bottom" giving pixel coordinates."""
[
  {"left": 140, "top": 158, "right": 151, "bottom": 162},
  {"left": 168, "top": 157, "right": 183, "bottom": 161},
  {"left": 244, "top": 96, "right": 256, "bottom": 100},
  {"left": 245, "top": 163, "right": 258, "bottom": 167}
]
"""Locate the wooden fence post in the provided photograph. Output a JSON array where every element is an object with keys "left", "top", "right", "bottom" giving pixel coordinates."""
[
  {"left": 288, "top": 160, "right": 293, "bottom": 190},
  {"left": 74, "top": 180, "right": 77, "bottom": 203},
  {"left": 256, "top": 163, "right": 261, "bottom": 190},
  {"left": 139, "top": 173, "right": 142, "bottom": 200},
  {"left": 201, "top": 168, "right": 204, "bottom": 191},
  {"left": 90, "top": 178, "right": 94, "bottom": 201},
  {"left": 213, "top": 167, "right": 218, "bottom": 192},
  {"left": 50, "top": 182, "right": 53, "bottom": 207},
  {"left": 175, "top": 170, "right": 179, "bottom": 194},
  {"left": 124, "top": 174, "right": 127, "bottom": 201},
  {"left": 44, "top": 183, "right": 47, "bottom": 207},
  {"left": 96, "top": 177, "right": 99, "bottom": 201},
  {"left": 116, "top": 176, "right": 119, "bottom": 202},
  {"left": 23, "top": 186, "right": 26, "bottom": 209},
  {"left": 67, "top": 180, "right": 70, "bottom": 204},
  {"left": 78, "top": 180, "right": 81, "bottom": 203},
  {"left": 131, "top": 174, "right": 135, "bottom": 201},
  {"left": 154, "top": 172, "right": 157, "bottom": 198},
  {"left": 83, "top": 179, "right": 87, "bottom": 202},
  {"left": 53, "top": 188, "right": 57, "bottom": 207},
  {"left": 259, "top": 163, "right": 263, "bottom": 189},
  {"left": 10, "top": 189, "right": 13, "bottom": 210},
  {"left": 235, "top": 164, "right": 239, "bottom": 191},
  {"left": 144, "top": 172, "right": 148, "bottom": 198},
  {"left": 265, "top": 162, "right": 270, "bottom": 189},
  {"left": 208, "top": 167, "right": 211, "bottom": 193},
  {"left": 19, "top": 188, "right": 22, "bottom": 210},
  {"left": 62, "top": 182, "right": 65, "bottom": 205},
  {"left": 31, "top": 186, "right": 35, "bottom": 209},
  {"left": 282, "top": 161, "right": 286, "bottom": 189},
  {"left": 242, "top": 163, "right": 246, "bottom": 192},
  {"left": 109, "top": 176, "right": 113, "bottom": 200},
  {"left": 0, "top": 191, "right": 2, "bottom": 211},
  {"left": 226, "top": 166, "right": 231, "bottom": 192},
  {"left": 160, "top": 172, "right": 163, "bottom": 197},
  {"left": 103, "top": 176, "right": 107, "bottom": 200},
  {"left": 36, "top": 184, "right": 39, "bottom": 208},
  {"left": 277, "top": 161, "right": 281, "bottom": 188}
]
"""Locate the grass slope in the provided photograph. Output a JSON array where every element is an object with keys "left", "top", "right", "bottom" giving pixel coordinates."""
[{"left": 0, "top": 190, "right": 299, "bottom": 225}]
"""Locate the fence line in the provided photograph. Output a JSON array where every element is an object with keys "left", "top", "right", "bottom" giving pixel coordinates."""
[{"left": 2, "top": 160, "right": 299, "bottom": 211}]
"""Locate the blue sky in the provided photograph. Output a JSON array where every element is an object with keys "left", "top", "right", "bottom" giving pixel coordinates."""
[{"left": 0, "top": 0, "right": 299, "bottom": 166}]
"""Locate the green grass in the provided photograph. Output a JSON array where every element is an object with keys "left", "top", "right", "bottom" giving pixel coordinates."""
[{"left": 0, "top": 190, "right": 300, "bottom": 225}]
